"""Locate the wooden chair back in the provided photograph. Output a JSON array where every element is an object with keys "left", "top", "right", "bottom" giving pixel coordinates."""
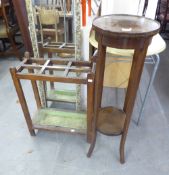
[
  {"left": 155, "top": 0, "right": 169, "bottom": 33},
  {"left": 38, "top": 8, "right": 59, "bottom": 25},
  {"left": 0, "top": 0, "right": 21, "bottom": 59},
  {"left": 1, "top": 0, "right": 17, "bottom": 29},
  {"left": 156, "top": 0, "right": 169, "bottom": 16},
  {"left": 142, "top": 0, "right": 149, "bottom": 16},
  {"left": 38, "top": 7, "right": 60, "bottom": 44}
]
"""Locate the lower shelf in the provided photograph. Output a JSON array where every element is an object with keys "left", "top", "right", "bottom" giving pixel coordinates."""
[
  {"left": 97, "top": 106, "right": 126, "bottom": 136},
  {"left": 46, "top": 89, "right": 76, "bottom": 103},
  {"left": 33, "top": 108, "right": 87, "bottom": 134}
]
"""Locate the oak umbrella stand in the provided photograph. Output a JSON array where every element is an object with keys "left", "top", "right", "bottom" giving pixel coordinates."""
[
  {"left": 10, "top": 52, "right": 95, "bottom": 143},
  {"left": 87, "top": 14, "right": 160, "bottom": 163}
]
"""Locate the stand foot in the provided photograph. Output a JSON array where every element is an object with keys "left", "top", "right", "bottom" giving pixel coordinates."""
[{"left": 30, "top": 130, "right": 36, "bottom": 136}]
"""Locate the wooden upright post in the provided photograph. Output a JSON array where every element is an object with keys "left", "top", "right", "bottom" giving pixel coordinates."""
[{"left": 10, "top": 68, "right": 35, "bottom": 136}]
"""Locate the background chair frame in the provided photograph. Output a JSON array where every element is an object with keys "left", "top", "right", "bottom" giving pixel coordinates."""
[{"left": 0, "top": 0, "right": 21, "bottom": 59}]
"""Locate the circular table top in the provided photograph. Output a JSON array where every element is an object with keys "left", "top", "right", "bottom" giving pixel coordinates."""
[{"left": 93, "top": 14, "right": 160, "bottom": 38}]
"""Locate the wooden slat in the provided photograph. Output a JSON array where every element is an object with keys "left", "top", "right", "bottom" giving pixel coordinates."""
[
  {"left": 29, "top": 58, "right": 72, "bottom": 64},
  {"left": 48, "top": 52, "right": 55, "bottom": 89},
  {"left": 44, "top": 45, "right": 75, "bottom": 49},
  {"left": 44, "top": 42, "right": 74, "bottom": 46},
  {"left": 59, "top": 43, "right": 66, "bottom": 48},
  {"left": 21, "top": 64, "right": 42, "bottom": 70},
  {"left": 28, "top": 69, "right": 42, "bottom": 109},
  {"left": 21, "top": 64, "right": 91, "bottom": 73},
  {"left": 43, "top": 44, "right": 74, "bottom": 48},
  {"left": 21, "top": 58, "right": 92, "bottom": 67},
  {"left": 16, "top": 59, "right": 29, "bottom": 72},
  {"left": 41, "top": 47, "right": 75, "bottom": 54},
  {"left": 64, "top": 61, "right": 72, "bottom": 77},
  {"left": 16, "top": 73, "right": 87, "bottom": 84},
  {"left": 39, "top": 60, "right": 51, "bottom": 74}
]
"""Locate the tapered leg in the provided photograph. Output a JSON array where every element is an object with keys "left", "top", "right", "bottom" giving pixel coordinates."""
[
  {"left": 87, "top": 73, "right": 95, "bottom": 143},
  {"left": 87, "top": 128, "right": 97, "bottom": 157},
  {"left": 87, "top": 35, "right": 106, "bottom": 156},
  {"left": 120, "top": 39, "right": 151, "bottom": 163}
]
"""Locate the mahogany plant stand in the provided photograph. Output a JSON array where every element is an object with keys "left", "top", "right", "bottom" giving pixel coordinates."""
[{"left": 87, "top": 14, "right": 160, "bottom": 163}]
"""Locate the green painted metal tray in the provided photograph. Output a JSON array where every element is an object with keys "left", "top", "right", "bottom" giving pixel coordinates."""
[
  {"left": 47, "top": 89, "right": 76, "bottom": 103},
  {"left": 33, "top": 108, "right": 87, "bottom": 131}
]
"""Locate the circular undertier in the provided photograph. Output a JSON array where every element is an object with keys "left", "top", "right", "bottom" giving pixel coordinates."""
[{"left": 97, "top": 106, "right": 126, "bottom": 136}]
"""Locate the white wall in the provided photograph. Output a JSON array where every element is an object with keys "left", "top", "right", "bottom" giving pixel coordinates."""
[
  {"left": 101, "top": 0, "right": 158, "bottom": 19},
  {"left": 102, "top": 0, "right": 139, "bottom": 16}
]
